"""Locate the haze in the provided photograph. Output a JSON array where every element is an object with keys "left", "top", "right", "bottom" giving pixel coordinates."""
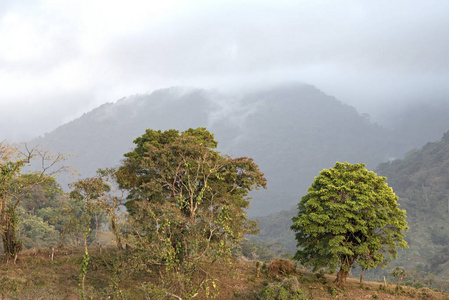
[{"left": 2, "top": 0, "right": 449, "bottom": 141}]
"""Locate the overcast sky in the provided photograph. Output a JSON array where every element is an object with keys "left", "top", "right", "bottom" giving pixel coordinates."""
[{"left": 2, "top": 0, "right": 449, "bottom": 141}]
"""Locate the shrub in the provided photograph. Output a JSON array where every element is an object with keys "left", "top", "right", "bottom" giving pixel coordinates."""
[
  {"left": 268, "top": 259, "right": 297, "bottom": 278},
  {"left": 258, "top": 280, "right": 305, "bottom": 300}
]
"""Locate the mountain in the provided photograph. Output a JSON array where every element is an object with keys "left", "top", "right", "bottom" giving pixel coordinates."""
[
  {"left": 33, "top": 87, "right": 215, "bottom": 176},
  {"left": 31, "top": 83, "right": 407, "bottom": 216}
]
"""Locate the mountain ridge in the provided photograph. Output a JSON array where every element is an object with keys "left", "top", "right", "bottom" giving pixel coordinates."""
[{"left": 30, "top": 83, "right": 407, "bottom": 215}]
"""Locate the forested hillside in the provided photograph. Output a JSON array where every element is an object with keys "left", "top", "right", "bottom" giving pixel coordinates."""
[
  {"left": 31, "top": 83, "right": 407, "bottom": 216},
  {"left": 375, "top": 130, "right": 449, "bottom": 277}
]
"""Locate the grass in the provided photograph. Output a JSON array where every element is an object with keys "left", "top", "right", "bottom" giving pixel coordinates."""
[{"left": 0, "top": 247, "right": 448, "bottom": 299}]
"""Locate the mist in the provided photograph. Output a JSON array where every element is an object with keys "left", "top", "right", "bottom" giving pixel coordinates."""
[{"left": 2, "top": 1, "right": 449, "bottom": 141}]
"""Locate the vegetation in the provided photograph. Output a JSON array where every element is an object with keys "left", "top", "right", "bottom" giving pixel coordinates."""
[
  {"left": 112, "top": 127, "right": 266, "bottom": 298},
  {"left": 4, "top": 124, "right": 449, "bottom": 298},
  {"left": 1, "top": 248, "right": 448, "bottom": 299},
  {"left": 254, "top": 130, "right": 449, "bottom": 288},
  {"left": 391, "top": 267, "right": 407, "bottom": 287},
  {"left": 374, "top": 130, "right": 449, "bottom": 278},
  {"left": 17, "top": 177, "right": 65, "bottom": 249},
  {"left": 247, "top": 130, "right": 449, "bottom": 294},
  {"left": 291, "top": 162, "right": 408, "bottom": 286},
  {"left": 0, "top": 143, "right": 66, "bottom": 262}
]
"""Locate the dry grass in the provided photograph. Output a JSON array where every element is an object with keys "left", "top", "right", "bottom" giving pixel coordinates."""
[{"left": 0, "top": 249, "right": 447, "bottom": 300}]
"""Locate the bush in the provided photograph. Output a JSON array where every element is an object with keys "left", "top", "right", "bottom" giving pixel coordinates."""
[
  {"left": 268, "top": 259, "right": 297, "bottom": 278},
  {"left": 258, "top": 279, "right": 304, "bottom": 300}
]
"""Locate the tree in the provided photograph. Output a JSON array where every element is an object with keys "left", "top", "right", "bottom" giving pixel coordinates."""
[
  {"left": 69, "top": 177, "right": 106, "bottom": 299},
  {"left": 68, "top": 168, "right": 125, "bottom": 250},
  {"left": 94, "top": 168, "right": 126, "bottom": 250},
  {"left": 0, "top": 143, "right": 66, "bottom": 262},
  {"left": 291, "top": 162, "right": 408, "bottom": 286},
  {"left": 116, "top": 127, "right": 266, "bottom": 298},
  {"left": 391, "top": 267, "right": 407, "bottom": 288},
  {"left": 16, "top": 177, "right": 65, "bottom": 249}
]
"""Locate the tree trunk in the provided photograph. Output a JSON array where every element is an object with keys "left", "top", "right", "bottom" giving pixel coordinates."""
[
  {"left": 335, "top": 257, "right": 354, "bottom": 287},
  {"left": 1, "top": 209, "right": 22, "bottom": 263},
  {"left": 111, "top": 218, "right": 123, "bottom": 250},
  {"left": 335, "top": 268, "right": 348, "bottom": 286}
]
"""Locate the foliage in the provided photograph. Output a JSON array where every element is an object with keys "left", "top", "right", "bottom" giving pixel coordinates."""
[
  {"left": 0, "top": 143, "right": 66, "bottom": 261},
  {"left": 268, "top": 259, "right": 297, "bottom": 278},
  {"left": 94, "top": 168, "right": 126, "bottom": 249},
  {"left": 115, "top": 127, "right": 266, "bottom": 298},
  {"left": 235, "top": 238, "right": 291, "bottom": 262},
  {"left": 68, "top": 177, "right": 109, "bottom": 299},
  {"left": 252, "top": 209, "right": 297, "bottom": 255},
  {"left": 15, "top": 180, "right": 66, "bottom": 249},
  {"left": 258, "top": 277, "right": 304, "bottom": 300},
  {"left": 391, "top": 267, "right": 407, "bottom": 286},
  {"left": 17, "top": 209, "right": 60, "bottom": 248},
  {"left": 375, "top": 130, "right": 449, "bottom": 278},
  {"left": 291, "top": 162, "right": 408, "bottom": 286}
]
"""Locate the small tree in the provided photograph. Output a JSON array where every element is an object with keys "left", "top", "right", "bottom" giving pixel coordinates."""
[
  {"left": 95, "top": 168, "right": 126, "bottom": 250},
  {"left": 291, "top": 162, "right": 408, "bottom": 286},
  {"left": 69, "top": 177, "right": 106, "bottom": 299},
  {"left": 391, "top": 267, "right": 407, "bottom": 287}
]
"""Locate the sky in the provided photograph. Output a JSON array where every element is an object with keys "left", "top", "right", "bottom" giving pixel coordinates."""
[{"left": 2, "top": 0, "right": 449, "bottom": 141}]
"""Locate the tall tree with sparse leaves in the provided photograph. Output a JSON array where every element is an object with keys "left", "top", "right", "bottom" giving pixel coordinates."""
[
  {"left": 291, "top": 162, "right": 408, "bottom": 286},
  {"left": 69, "top": 177, "right": 106, "bottom": 299},
  {"left": 116, "top": 127, "right": 266, "bottom": 298}
]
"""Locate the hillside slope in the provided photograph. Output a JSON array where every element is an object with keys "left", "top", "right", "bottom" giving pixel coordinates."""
[{"left": 376, "top": 130, "right": 449, "bottom": 277}]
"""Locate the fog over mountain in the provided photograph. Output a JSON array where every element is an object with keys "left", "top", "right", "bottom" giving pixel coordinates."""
[
  {"left": 2, "top": 1, "right": 449, "bottom": 142},
  {"left": 31, "top": 83, "right": 416, "bottom": 216}
]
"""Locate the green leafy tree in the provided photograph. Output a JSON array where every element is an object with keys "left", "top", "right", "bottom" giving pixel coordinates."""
[
  {"left": 291, "top": 162, "right": 408, "bottom": 286},
  {"left": 16, "top": 178, "right": 65, "bottom": 249},
  {"left": 116, "top": 127, "right": 266, "bottom": 298},
  {"left": 0, "top": 143, "right": 66, "bottom": 262},
  {"left": 17, "top": 210, "right": 60, "bottom": 248}
]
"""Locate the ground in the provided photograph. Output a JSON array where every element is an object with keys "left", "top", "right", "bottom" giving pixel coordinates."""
[{"left": 0, "top": 247, "right": 447, "bottom": 299}]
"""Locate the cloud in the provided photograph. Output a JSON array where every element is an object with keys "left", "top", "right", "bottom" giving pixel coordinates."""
[{"left": 2, "top": 0, "right": 449, "bottom": 141}]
